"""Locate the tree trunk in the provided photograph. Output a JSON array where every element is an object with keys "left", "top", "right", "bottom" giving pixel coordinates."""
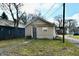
[{"left": 16, "top": 20, "right": 19, "bottom": 27}]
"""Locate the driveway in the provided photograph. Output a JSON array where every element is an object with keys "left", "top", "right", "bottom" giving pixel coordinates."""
[{"left": 58, "top": 35, "right": 79, "bottom": 47}]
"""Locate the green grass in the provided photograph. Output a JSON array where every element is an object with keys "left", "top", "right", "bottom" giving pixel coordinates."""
[
  {"left": 72, "top": 35, "right": 79, "bottom": 39},
  {"left": 67, "top": 35, "right": 79, "bottom": 39},
  {"left": 7, "top": 39, "right": 79, "bottom": 56},
  {"left": 0, "top": 38, "right": 26, "bottom": 48},
  {"left": 65, "top": 34, "right": 79, "bottom": 39}
]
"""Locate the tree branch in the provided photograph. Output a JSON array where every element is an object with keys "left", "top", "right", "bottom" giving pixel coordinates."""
[{"left": 8, "top": 3, "right": 15, "bottom": 21}]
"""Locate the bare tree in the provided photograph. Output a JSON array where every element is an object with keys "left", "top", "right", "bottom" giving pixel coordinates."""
[
  {"left": 0, "top": 3, "right": 25, "bottom": 27},
  {"left": 54, "top": 15, "right": 63, "bottom": 27},
  {"left": 65, "top": 19, "right": 77, "bottom": 34},
  {"left": 20, "top": 12, "right": 28, "bottom": 24}
]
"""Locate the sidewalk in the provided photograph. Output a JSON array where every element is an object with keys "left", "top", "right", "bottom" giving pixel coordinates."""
[{"left": 58, "top": 35, "right": 79, "bottom": 47}]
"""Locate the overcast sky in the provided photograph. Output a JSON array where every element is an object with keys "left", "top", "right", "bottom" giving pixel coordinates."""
[
  {"left": 21, "top": 3, "right": 79, "bottom": 26},
  {"left": 0, "top": 3, "right": 79, "bottom": 26}
]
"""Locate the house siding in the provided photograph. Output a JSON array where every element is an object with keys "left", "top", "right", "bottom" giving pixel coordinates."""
[
  {"left": 25, "top": 19, "right": 56, "bottom": 39},
  {"left": 25, "top": 25, "right": 31, "bottom": 36},
  {"left": 0, "top": 26, "right": 25, "bottom": 39},
  {"left": 37, "top": 27, "right": 55, "bottom": 39}
]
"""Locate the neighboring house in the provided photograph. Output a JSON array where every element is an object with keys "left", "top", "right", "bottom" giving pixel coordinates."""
[
  {"left": 0, "top": 19, "right": 25, "bottom": 28},
  {"left": 25, "top": 17, "right": 56, "bottom": 39},
  {"left": 0, "top": 19, "right": 25, "bottom": 39}
]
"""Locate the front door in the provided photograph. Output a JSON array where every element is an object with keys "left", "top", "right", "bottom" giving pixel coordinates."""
[{"left": 33, "top": 27, "right": 37, "bottom": 39}]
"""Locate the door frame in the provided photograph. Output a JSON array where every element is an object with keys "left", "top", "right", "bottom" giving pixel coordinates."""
[{"left": 32, "top": 27, "right": 37, "bottom": 39}]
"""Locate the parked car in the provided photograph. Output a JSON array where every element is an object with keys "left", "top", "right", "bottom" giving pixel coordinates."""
[{"left": 74, "top": 32, "right": 79, "bottom": 35}]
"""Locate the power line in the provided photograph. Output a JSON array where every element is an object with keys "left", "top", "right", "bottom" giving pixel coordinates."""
[
  {"left": 0, "top": 4, "right": 11, "bottom": 15},
  {"left": 42, "top": 3, "right": 56, "bottom": 17},
  {"left": 47, "top": 4, "right": 63, "bottom": 18}
]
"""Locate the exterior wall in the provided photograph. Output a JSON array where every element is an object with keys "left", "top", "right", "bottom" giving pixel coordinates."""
[
  {"left": 31, "top": 26, "right": 33, "bottom": 38},
  {"left": 25, "top": 19, "right": 47, "bottom": 37},
  {"left": 25, "top": 25, "right": 32, "bottom": 36},
  {"left": 52, "top": 27, "right": 56, "bottom": 38},
  {"left": 37, "top": 27, "right": 56, "bottom": 39},
  {"left": 0, "top": 26, "right": 25, "bottom": 39},
  {"left": 25, "top": 19, "right": 56, "bottom": 39}
]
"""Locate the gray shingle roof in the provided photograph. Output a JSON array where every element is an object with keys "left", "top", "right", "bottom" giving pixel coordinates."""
[{"left": 0, "top": 19, "right": 25, "bottom": 28}]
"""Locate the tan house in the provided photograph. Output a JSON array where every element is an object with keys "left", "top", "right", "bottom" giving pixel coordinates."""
[{"left": 25, "top": 17, "right": 56, "bottom": 39}]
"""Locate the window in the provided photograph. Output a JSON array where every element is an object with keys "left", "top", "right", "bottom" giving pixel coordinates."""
[{"left": 42, "top": 27, "right": 48, "bottom": 32}]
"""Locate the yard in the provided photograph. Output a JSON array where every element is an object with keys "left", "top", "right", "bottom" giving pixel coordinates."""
[
  {"left": 0, "top": 38, "right": 79, "bottom": 56},
  {"left": 0, "top": 38, "right": 26, "bottom": 48},
  {"left": 71, "top": 35, "right": 79, "bottom": 39},
  {"left": 68, "top": 35, "right": 79, "bottom": 39}
]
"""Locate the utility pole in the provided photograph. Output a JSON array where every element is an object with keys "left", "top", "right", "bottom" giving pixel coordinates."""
[{"left": 63, "top": 3, "right": 65, "bottom": 43}]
